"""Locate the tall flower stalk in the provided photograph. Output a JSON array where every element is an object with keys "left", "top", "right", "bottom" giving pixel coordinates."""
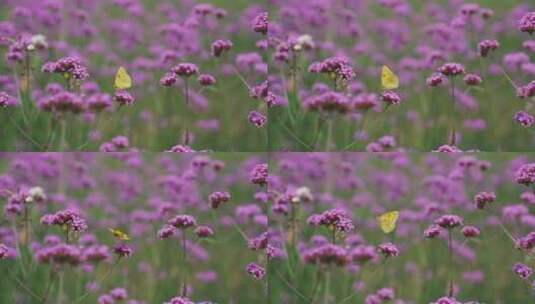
[
  {"left": 181, "top": 230, "right": 188, "bottom": 296},
  {"left": 431, "top": 214, "right": 464, "bottom": 297},
  {"left": 158, "top": 214, "right": 197, "bottom": 297},
  {"left": 437, "top": 63, "right": 466, "bottom": 146}
]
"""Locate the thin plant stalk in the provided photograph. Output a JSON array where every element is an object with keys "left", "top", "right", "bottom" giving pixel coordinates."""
[
  {"left": 13, "top": 68, "right": 29, "bottom": 126},
  {"left": 11, "top": 223, "right": 27, "bottom": 278},
  {"left": 59, "top": 118, "right": 67, "bottom": 152},
  {"left": 323, "top": 268, "right": 331, "bottom": 304},
  {"left": 449, "top": 78, "right": 456, "bottom": 145},
  {"left": 325, "top": 117, "right": 334, "bottom": 151},
  {"left": 183, "top": 78, "right": 190, "bottom": 146},
  {"left": 75, "top": 260, "right": 120, "bottom": 303},
  {"left": 181, "top": 231, "right": 188, "bottom": 296},
  {"left": 448, "top": 228, "right": 454, "bottom": 297},
  {"left": 289, "top": 203, "right": 300, "bottom": 249},
  {"left": 331, "top": 229, "right": 336, "bottom": 245},
  {"left": 57, "top": 271, "right": 64, "bottom": 304},
  {"left": 42, "top": 270, "right": 57, "bottom": 303}
]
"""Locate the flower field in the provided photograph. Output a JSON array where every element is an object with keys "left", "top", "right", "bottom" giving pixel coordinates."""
[
  {"left": 268, "top": 153, "right": 535, "bottom": 303},
  {"left": 0, "top": 153, "right": 268, "bottom": 303},
  {"left": 268, "top": 0, "right": 535, "bottom": 151},
  {"left": 0, "top": 0, "right": 268, "bottom": 152},
  {"left": 1, "top": 0, "right": 535, "bottom": 303}
]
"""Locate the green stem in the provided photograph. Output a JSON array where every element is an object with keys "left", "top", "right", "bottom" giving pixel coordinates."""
[
  {"left": 181, "top": 231, "right": 188, "bottom": 296},
  {"left": 323, "top": 268, "right": 331, "bottom": 304},
  {"left": 13, "top": 68, "right": 29, "bottom": 126},
  {"left": 331, "top": 229, "right": 336, "bottom": 245},
  {"left": 448, "top": 229, "right": 453, "bottom": 297},
  {"left": 325, "top": 117, "right": 334, "bottom": 151},
  {"left": 183, "top": 78, "right": 190, "bottom": 146},
  {"left": 23, "top": 206, "right": 29, "bottom": 245},
  {"left": 309, "top": 268, "right": 322, "bottom": 303},
  {"left": 7, "top": 114, "right": 42, "bottom": 150},
  {"left": 75, "top": 260, "right": 120, "bottom": 302},
  {"left": 57, "top": 271, "right": 64, "bottom": 304},
  {"left": 449, "top": 78, "right": 456, "bottom": 145},
  {"left": 9, "top": 271, "right": 42, "bottom": 301},
  {"left": 42, "top": 270, "right": 57, "bottom": 303},
  {"left": 12, "top": 223, "right": 27, "bottom": 278},
  {"left": 59, "top": 118, "right": 67, "bottom": 151},
  {"left": 289, "top": 204, "right": 296, "bottom": 249}
]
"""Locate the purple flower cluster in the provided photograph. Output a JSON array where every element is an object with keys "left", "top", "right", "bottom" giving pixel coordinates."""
[
  {"left": 245, "top": 262, "right": 266, "bottom": 280},
  {"left": 377, "top": 242, "right": 399, "bottom": 258},
  {"left": 250, "top": 163, "right": 268, "bottom": 186},
  {"left": 252, "top": 12, "right": 268, "bottom": 35},
  {"left": 350, "top": 245, "right": 377, "bottom": 263},
  {"left": 438, "top": 63, "right": 466, "bottom": 77},
  {"left": 39, "top": 91, "right": 86, "bottom": 113},
  {"left": 209, "top": 191, "right": 231, "bottom": 209},
  {"left": 366, "top": 135, "right": 397, "bottom": 152},
  {"left": 304, "top": 91, "right": 351, "bottom": 113},
  {"left": 194, "top": 225, "right": 214, "bottom": 238},
  {"left": 309, "top": 56, "right": 356, "bottom": 82},
  {"left": 168, "top": 214, "right": 197, "bottom": 229},
  {"left": 380, "top": 91, "right": 402, "bottom": 105},
  {"left": 211, "top": 39, "right": 233, "bottom": 57},
  {"left": 160, "top": 63, "right": 200, "bottom": 87},
  {"left": 424, "top": 225, "right": 442, "bottom": 239},
  {"left": 87, "top": 93, "right": 112, "bottom": 112},
  {"left": 461, "top": 226, "right": 480, "bottom": 238},
  {"left": 474, "top": 191, "right": 496, "bottom": 209},
  {"left": 0, "top": 243, "right": 11, "bottom": 259},
  {"left": 478, "top": 39, "right": 500, "bottom": 57},
  {"left": 164, "top": 296, "right": 194, "bottom": 304},
  {"left": 99, "top": 135, "right": 131, "bottom": 152},
  {"left": 83, "top": 244, "right": 111, "bottom": 263},
  {"left": 308, "top": 208, "right": 355, "bottom": 233},
  {"left": 113, "top": 243, "right": 133, "bottom": 258},
  {"left": 41, "top": 209, "right": 88, "bottom": 232},
  {"left": 302, "top": 244, "right": 349, "bottom": 266},
  {"left": 0, "top": 91, "right": 17, "bottom": 107},
  {"left": 513, "top": 262, "right": 532, "bottom": 279},
  {"left": 519, "top": 12, "right": 535, "bottom": 34},
  {"left": 515, "top": 163, "right": 535, "bottom": 186},
  {"left": 434, "top": 214, "right": 463, "bottom": 229},
  {"left": 517, "top": 81, "right": 535, "bottom": 99},
  {"left": 516, "top": 231, "right": 535, "bottom": 250},
  {"left": 172, "top": 63, "right": 199, "bottom": 78},
  {"left": 248, "top": 111, "right": 267, "bottom": 128},
  {"left": 113, "top": 90, "right": 135, "bottom": 106},
  {"left": 431, "top": 297, "right": 462, "bottom": 304},
  {"left": 35, "top": 243, "right": 84, "bottom": 265},
  {"left": 463, "top": 74, "right": 482, "bottom": 86},
  {"left": 42, "top": 56, "right": 89, "bottom": 81},
  {"left": 98, "top": 288, "right": 128, "bottom": 303}
]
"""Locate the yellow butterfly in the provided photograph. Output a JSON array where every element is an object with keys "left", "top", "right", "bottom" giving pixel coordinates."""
[
  {"left": 381, "top": 65, "right": 399, "bottom": 90},
  {"left": 377, "top": 211, "right": 399, "bottom": 234},
  {"left": 108, "top": 228, "right": 130, "bottom": 241},
  {"left": 114, "top": 67, "right": 132, "bottom": 89}
]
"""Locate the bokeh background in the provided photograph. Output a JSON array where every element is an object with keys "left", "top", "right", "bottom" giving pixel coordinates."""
[
  {"left": 0, "top": 0, "right": 268, "bottom": 152},
  {"left": 268, "top": 152, "right": 535, "bottom": 303},
  {"left": 0, "top": 152, "right": 268, "bottom": 303},
  {"left": 268, "top": 0, "right": 535, "bottom": 151}
]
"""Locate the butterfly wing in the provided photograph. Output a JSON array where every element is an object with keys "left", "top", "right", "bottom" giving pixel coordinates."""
[
  {"left": 381, "top": 65, "right": 399, "bottom": 90},
  {"left": 115, "top": 67, "right": 132, "bottom": 89},
  {"left": 108, "top": 228, "right": 130, "bottom": 240},
  {"left": 377, "top": 211, "right": 399, "bottom": 234}
]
